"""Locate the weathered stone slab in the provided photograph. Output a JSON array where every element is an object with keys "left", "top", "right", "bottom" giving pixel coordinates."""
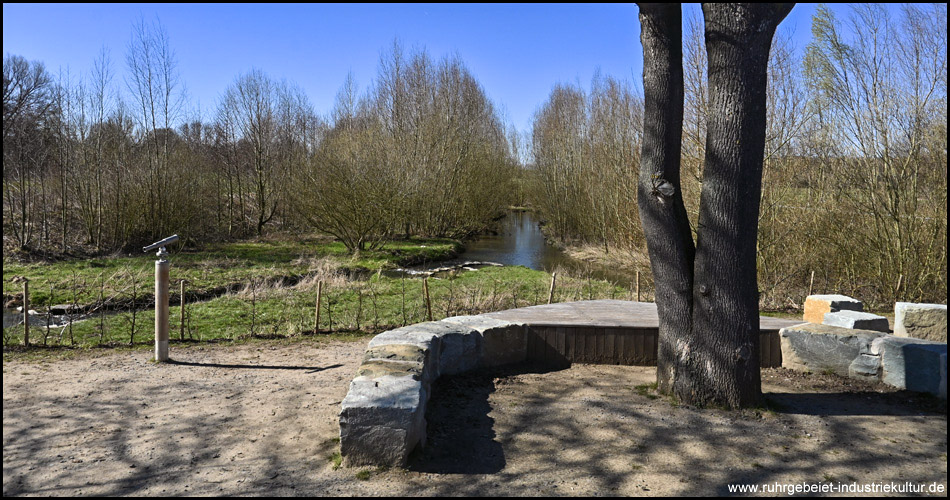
[
  {"left": 363, "top": 343, "right": 428, "bottom": 364},
  {"left": 848, "top": 353, "right": 882, "bottom": 381},
  {"left": 803, "top": 294, "right": 863, "bottom": 324},
  {"left": 368, "top": 322, "right": 453, "bottom": 382},
  {"left": 442, "top": 315, "right": 527, "bottom": 367},
  {"left": 780, "top": 323, "right": 885, "bottom": 376},
  {"left": 339, "top": 375, "right": 428, "bottom": 467},
  {"left": 894, "top": 302, "right": 947, "bottom": 342},
  {"left": 823, "top": 310, "right": 890, "bottom": 332},
  {"left": 435, "top": 326, "right": 481, "bottom": 376},
  {"left": 356, "top": 360, "right": 424, "bottom": 380},
  {"left": 871, "top": 336, "right": 947, "bottom": 397}
]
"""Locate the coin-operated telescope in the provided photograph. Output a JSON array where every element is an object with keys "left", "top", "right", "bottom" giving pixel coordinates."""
[
  {"left": 143, "top": 234, "right": 179, "bottom": 261},
  {"left": 144, "top": 235, "right": 179, "bottom": 362}
]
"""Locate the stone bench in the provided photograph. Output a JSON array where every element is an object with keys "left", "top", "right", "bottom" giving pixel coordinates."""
[
  {"left": 339, "top": 300, "right": 801, "bottom": 467},
  {"left": 780, "top": 323, "right": 947, "bottom": 399},
  {"left": 339, "top": 317, "right": 526, "bottom": 467}
]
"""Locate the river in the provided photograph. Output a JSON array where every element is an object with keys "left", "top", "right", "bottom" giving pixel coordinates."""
[{"left": 456, "top": 210, "right": 638, "bottom": 288}]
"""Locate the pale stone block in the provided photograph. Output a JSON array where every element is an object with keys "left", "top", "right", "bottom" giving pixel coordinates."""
[
  {"left": 823, "top": 310, "right": 889, "bottom": 332},
  {"left": 894, "top": 302, "right": 947, "bottom": 342},
  {"left": 874, "top": 336, "right": 947, "bottom": 397},
  {"left": 442, "top": 315, "right": 527, "bottom": 367},
  {"left": 339, "top": 375, "right": 429, "bottom": 467},
  {"left": 803, "top": 294, "right": 863, "bottom": 324}
]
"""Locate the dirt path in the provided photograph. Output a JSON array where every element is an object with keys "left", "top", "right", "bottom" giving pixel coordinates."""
[{"left": 3, "top": 340, "right": 947, "bottom": 496}]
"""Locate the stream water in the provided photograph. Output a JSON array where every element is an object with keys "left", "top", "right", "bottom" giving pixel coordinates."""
[{"left": 456, "top": 210, "right": 637, "bottom": 288}]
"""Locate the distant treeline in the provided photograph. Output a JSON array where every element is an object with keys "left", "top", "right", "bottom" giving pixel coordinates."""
[
  {"left": 526, "top": 4, "right": 947, "bottom": 306},
  {"left": 3, "top": 26, "right": 518, "bottom": 256}
]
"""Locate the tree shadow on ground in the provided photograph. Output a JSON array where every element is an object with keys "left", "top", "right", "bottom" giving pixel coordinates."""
[
  {"left": 408, "top": 362, "right": 564, "bottom": 475},
  {"left": 167, "top": 359, "right": 343, "bottom": 372},
  {"left": 403, "top": 362, "right": 947, "bottom": 496}
]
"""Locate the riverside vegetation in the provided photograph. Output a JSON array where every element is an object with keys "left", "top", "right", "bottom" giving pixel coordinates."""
[
  {"left": 4, "top": 5, "right": 946, "bottom": 354},
  {"left": 2, "top": 235, "right": 632, "bottom": 356}
]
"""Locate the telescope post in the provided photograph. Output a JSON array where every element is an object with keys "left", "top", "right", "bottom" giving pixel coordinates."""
[{"left": 154, "top": 248, "right": 170, "bottom": 362}]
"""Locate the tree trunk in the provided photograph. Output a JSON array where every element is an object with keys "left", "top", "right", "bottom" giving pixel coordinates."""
[
  {"left": 636, "top": 3, "right": 695, "bottom": 395},
  {"left": 637, "top": 3, "right": 793, "bottom": 408}
]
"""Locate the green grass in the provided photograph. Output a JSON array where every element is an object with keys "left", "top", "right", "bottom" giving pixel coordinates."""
[
  {"left": 634, "top": 382, "right": 660, "bottom": 400},
  {"left": 328, "top": 451, "right": 343, "bottom": 470},
  {"left": 4, "top": 249, "right": 633, "bottom": 355},
  {"left": 3, "top": 236, "right": 461, "bottom": 307}
]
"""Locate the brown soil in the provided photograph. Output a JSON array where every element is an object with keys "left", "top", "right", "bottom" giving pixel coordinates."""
[{"left": 3, "top": 340, "right": 947, "bottom": 496}]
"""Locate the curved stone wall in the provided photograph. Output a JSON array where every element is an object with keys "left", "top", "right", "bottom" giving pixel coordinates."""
[
  {"left": 337, "top": 300, "right": 803, "bottom": 467},
  {"left": 339, "top": 315, "right": 525, "bottom": 467}
]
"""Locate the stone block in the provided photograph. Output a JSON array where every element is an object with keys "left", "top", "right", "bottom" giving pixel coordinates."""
[
  {"left": 823, "top": 310, "right": 890, "bottom": 332},
  {"left": 368, "top": 322, "right": 453, "bottom": 382},
  {"left": 940, "top": 353, "right": 947, "bottom": 400},
  {"left": 436, "top": 327, "right": 481, "bottom": 376},
  {"left": 848, "top": 353, "right": 881, "bottom": 381},
  {"left": 339, "top": 375, "right": 429, "bottom": 467},
  {"left": 442, "top": 315, "right": 527, "bottom": 367},
  {"left": 803, "top": 294, "right": 863, "bottom": 324},
  {"left": 872, "top": 336, "right": 947, "bottom": 397},
  {"left": 780, "top": 323, "right": 885, "bottom": 376},
  {"left": 894, "top": 302, "right": 947, "bottom": 342}
]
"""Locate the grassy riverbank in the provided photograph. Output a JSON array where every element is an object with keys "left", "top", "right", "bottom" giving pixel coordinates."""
[
  {"left": 3, "top": 236, "right": 631, "bottom": 356},
  {"left": 2, "top": 235, "right": 462, "bottom": 308}
]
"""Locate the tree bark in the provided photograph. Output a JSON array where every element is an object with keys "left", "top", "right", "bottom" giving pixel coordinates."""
[
  {"left": 637, "top": 3, "right": 793, "bottom": 408},
  {"left": 636, "top": 3, "right": 695, "bottom": 395}
]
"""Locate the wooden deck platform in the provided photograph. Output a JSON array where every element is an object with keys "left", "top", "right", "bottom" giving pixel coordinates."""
[{"left": 484, "top": 300, "right": 802, "bottom": 368}]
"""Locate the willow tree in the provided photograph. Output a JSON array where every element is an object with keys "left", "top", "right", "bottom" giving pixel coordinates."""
[{"left": 637, "top": 3, "right": 794, "bottom": 408}]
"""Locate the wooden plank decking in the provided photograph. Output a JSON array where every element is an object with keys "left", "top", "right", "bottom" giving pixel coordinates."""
[{"left": 484, "top": 300, "right": 802, "bottom": 368}]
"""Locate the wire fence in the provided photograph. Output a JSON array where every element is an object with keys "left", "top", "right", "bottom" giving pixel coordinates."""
[{"left": 3, "top": 265, "right": 655, "bottom": 349}]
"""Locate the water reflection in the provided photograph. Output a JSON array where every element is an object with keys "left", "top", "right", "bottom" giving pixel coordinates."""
[{"left": 460, "top": 211, "right": 636, "bottom": 288}]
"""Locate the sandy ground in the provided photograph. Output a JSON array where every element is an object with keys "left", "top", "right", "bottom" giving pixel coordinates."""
[{"left": 3, "top": 339, "right": 947, "bottom": 496}]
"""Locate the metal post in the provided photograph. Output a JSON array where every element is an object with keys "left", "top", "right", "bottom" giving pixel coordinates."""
[{"left": 155, "top": 259, "right": 170, "bottom": 362}]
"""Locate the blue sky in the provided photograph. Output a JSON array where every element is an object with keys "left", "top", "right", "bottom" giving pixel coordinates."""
[{"left": 3, "top": 3, "right": 885, "bottom": 135}]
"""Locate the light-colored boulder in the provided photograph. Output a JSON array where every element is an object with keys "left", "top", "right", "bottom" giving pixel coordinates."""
[
  {"left": 823, "top": 310, "right": 890, "bottom": 332},
  {"left": 780, "top": 323, "right": 885, "bottom": 376},
  {"left": 803, "top": 294, "right": 863, "bottom": 324},
  {"left": 894, "top": 302, "right": 947, "bottom": 342},
  {"left": 339, "top": 375, "right": 429, "bottom": 467},
  {"left": 871, "top": 336, "right": 947, "bottom": 397},
  {"left": 442, "top": 315, "right": 527, "bottom": 367}
]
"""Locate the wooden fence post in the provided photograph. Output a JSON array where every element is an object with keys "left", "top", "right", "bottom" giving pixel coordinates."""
[
  {"left": 548, "top": 272, "right": 557, "bottom": 304},
  {"left": 13, "top": 277, "right": 30, "bottom": 347},
  {"left": 423, "top": 277, "right": 433, "bottom": 321},
  {"left": 179, "top": 279, "right": 186, "bottom": 341},
  {"left": 636, "top": 271, "right": 641, "bottom": 302},
  {"left": 315, "top": 281, "right": 323, "bottom": 333}
]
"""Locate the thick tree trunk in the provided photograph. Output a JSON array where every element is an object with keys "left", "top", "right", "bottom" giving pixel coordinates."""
[
  {"left": 636, "top": 4, "right": 695, "bottom": 395},
  {"left": 681, "top": 3, "right": 792, "bottom": 408},
  {"left": 637, "top": 3, "right": 793, "bottom": 408}
]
